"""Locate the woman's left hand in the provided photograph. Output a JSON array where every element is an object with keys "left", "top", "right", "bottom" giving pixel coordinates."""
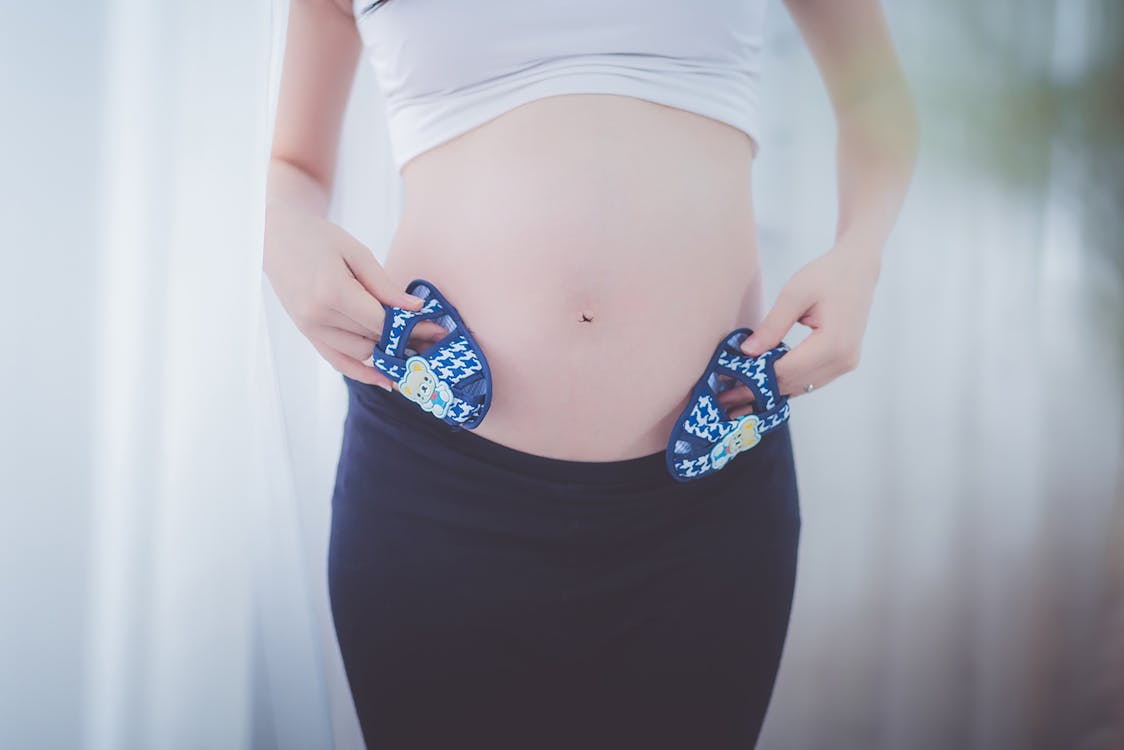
[{"left": 718, "top": 244, "right": 882, "bottom": 417}]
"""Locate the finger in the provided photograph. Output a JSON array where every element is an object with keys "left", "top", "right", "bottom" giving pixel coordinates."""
[
  {"left": 311, "top": 340, "right": 396, "bottom": 390},
  {"left": 409, "top": 320, "right": 451, "bottom": 343},
  {"left": 716, "top": 383, "right": 754, "bottom": 408},
  {"left": 727, "top": 402, "right": 757, "bottom": 419},
  {"left": 740, "top": 287, "right": 814, "bottom": 357},
  {"left": 773, "top": 332, "right": 847, "bottom": 397},
  {"left": 325, "top": 307, "right": 447, "bottom": 347},
  {"left": 340, "top": 241, "right": 426, "bottom": 311},
  {"left": 315, "top": 325, "right": 377, "bottom": 364},
  {"left": 334, "top": 276, "right": 387, "bottom": 338},
  {"left": 323, "top": 307, "right": 374, "bottom": 338}
]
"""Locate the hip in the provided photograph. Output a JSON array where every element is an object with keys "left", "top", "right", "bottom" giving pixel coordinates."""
[
  {"left": 332, "top": 376, "right": 800, "bottom": 545},
  {"left": 329, "top": 377, "right": 801, "bottom": 747},
  {"left": 329, "top": 376, "right": 802, "bottom": 681}
]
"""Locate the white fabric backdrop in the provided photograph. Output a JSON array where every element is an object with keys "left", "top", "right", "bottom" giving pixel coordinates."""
[
  {"left": 1, "top": 1, "right": 1120, "bottom": 749},
  {"left": 2, "top": 1, "right": 275, "bottom": 748}
]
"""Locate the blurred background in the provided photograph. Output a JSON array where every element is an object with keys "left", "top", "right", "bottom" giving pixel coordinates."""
[{"left": 1, "top": 1, "right": 1120, "bottom": 748}]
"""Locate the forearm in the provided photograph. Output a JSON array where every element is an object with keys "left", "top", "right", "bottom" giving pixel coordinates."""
[
  {"left": 831, "top": 75, "right": 921, "bottom": 265},
  {"left": 782, "top": 0, "right": 921, "bottom": 266},
  {"left": 745, "top": 0, "right": 918, "bottom": 384}
]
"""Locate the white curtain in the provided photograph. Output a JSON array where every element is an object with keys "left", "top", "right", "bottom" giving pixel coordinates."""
[
  {"left": 2, "top": 2, "right": 334, "bottom": 748},
  {"left": 1, "top": 2, "right": 1120, "bottom": 749}
]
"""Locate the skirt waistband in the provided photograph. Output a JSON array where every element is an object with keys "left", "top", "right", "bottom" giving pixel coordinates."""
[
  {"left": 344, "top": 375, "right": 682, "bottom": 489},
  {"left": 343, "top": 374, "right": 792, "bottom": 497}
]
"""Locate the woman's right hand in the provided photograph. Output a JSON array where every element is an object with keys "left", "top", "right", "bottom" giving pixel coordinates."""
[{"left": 263, "top": 205, "right": 449, "bottom": 390}]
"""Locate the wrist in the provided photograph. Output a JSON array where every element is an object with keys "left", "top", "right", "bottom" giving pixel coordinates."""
[{"left": 825, "top": 236, "right": 884, "bottom": 281}]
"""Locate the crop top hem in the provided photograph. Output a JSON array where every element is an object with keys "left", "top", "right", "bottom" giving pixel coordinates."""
[{"left": 379, "top": 59, "right": 762, "bottom": 174}]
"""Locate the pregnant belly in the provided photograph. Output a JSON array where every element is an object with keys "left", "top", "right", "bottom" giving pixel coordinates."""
[{"left": 381, "top": 95, "right": 765, "bottom": 460}]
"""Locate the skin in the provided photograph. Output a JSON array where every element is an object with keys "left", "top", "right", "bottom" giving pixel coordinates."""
[{"left": 265, "top": 0, "right": 919, "bottom": 461}]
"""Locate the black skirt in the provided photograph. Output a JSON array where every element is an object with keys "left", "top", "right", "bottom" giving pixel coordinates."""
[{"left": 328, "top": 375, "right": 801, "bottom": 750}]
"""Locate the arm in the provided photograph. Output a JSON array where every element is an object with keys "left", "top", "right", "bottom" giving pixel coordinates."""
[
  {"left": 264, "top": 0, "right": 439, "bottom": 387},
  {"left": 788, "top": 0, "right": 920, "bottom": 258},
  {"left": 268, "top": 0, "right": 360, "bottom": 214},
  {"left": 735, "top": 0, "right": 920, "bottom": 397}
]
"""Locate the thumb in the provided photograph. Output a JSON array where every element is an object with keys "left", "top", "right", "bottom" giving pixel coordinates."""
[
  {"left": 740, "top": 289, "right": 808, "bottom": 357},
  {"left": 343, "top": 241, "right": 425, "bottom": 310}
]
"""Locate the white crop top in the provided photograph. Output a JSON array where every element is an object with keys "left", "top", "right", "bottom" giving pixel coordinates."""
[{"left": 352, "top": 0, "right": 769, "bottom": 174}]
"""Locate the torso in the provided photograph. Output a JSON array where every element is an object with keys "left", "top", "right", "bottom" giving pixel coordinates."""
[{"left": 382, "top": 93, "right": 764, "bottom": 461}]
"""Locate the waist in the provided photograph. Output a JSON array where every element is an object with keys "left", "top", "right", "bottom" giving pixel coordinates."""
[
  {"left": 379, "top": 95, "right": 765, "bottom": 461},
  {"left": 344, "top": 375, "right": 793, "bottom": 500}
]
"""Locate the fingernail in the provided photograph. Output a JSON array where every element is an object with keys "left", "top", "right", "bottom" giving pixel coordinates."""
[
  {"left": 380, "top": 383, "right": 393, "bottom": 392},
  {"left": 408, "top": 294, "right": 426, "bottom": 306},
  {"left": 741, "top": 337, "right": 758, "bottom": 355}
]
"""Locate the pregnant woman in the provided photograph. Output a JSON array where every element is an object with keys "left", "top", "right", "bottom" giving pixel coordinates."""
[{"left": 264, "top": 0, "right": 918, "bottom": 747}]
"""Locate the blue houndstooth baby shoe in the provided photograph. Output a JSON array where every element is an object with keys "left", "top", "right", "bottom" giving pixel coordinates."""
[
  {"left": 370, "top": 279, "right": 492, "bottom": 430},
  {"left": 665, "top": 328, "right": 792, "bottom": 482}
]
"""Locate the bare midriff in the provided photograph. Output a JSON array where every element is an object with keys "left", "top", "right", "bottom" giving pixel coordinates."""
[{"left": 381, "top": 93, "right": 764, "bottom": 461}]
